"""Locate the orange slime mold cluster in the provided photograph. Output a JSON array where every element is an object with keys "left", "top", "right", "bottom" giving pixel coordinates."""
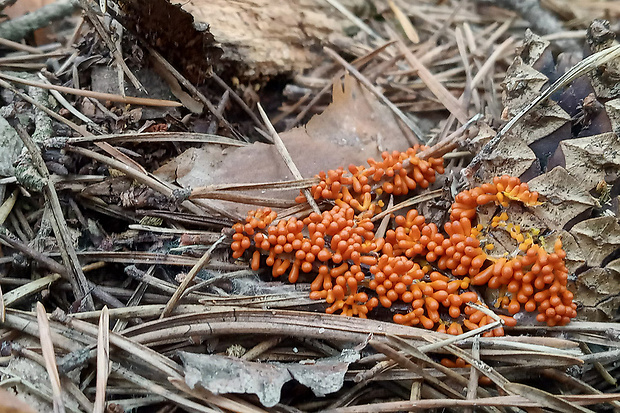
[{"left": 230, "top": 148, "right": 576, "bottom": 335}]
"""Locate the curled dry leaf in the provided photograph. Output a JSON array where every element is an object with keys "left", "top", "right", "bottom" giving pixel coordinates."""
[
  {"left": 545, "top": 231, "right": 586, "bottom": 275},
  {"left": 570, "top": 216, "right": 620, "bottom": 267},
  {"left": 574, "top": 266, "right": 620, "bottom": 321},
  {"left": 502, "top": 57, "right": 571, "bottom": 145},
  {"left": 179, "top": 348, "right": 359, "bottom": 407},
  {"left": 527, "top": 166, "right": 598, "bottom": 230},
  {"left": 605, "top": 98, "right": 620, "bottom": 131},
  {"left": 551, "top": 132, "right": 620, "bottom": 191},
  {"left": 468, "top": 132, "right": 536, "bottom": 183}
]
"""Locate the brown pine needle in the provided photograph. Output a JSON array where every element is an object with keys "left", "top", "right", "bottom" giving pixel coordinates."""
[
  {"left": 0, "top": 72, "right": 182, "bottom": 107},
  {"left": 160, "top": 235, "right": 225, "bottom": 318},
  {"left": 36, "top": 302, "right": 67, "bottom": 413},
  {"left": 94, "top": 306, "right": 110, "bottom": 413}
]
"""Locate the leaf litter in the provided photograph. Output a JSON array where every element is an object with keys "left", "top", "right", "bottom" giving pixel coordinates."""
[{"left": 0, "top": 0, "right": 620, "bottom": 412}]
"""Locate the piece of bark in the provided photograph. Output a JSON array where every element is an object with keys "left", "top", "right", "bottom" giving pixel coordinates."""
[{"left": 118, "top": 0, "right": 364, "bottom": 82}]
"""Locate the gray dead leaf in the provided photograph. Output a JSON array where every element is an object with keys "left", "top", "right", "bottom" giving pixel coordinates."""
[
  {"left": 570, "top": 216, "right": 620, "bottom": 267},
  {"left": 469, "top": 132, "right": 536, "bottom": 183},
  {"left": 517, "top": 29, "right": 551, "bottom": 67},
  {"left": 554, "top": 132, "right": 620, "bottom": 191},
  {"left": 501, "top": 57, "right": 570, "bottom": 145},
  {"left": 527, "top": 166, "right": 598, "bottom": 230},
  {"left": 544, "top": 231, "right": 585, "bottom": 275},
  {"left": 606, "top": 98, "right": 620, "bottom": 132},
  {"left": 574, "top": 267, "right": 620, "bottom": 321},
  {"left": 501, "top": 49, "right": 571, "bottom": 147},
  {"left": 509, "top": 102, "right": 571, "bottom": 145},
  {"left": 179, "top": 348, "right": 359, "bottom": 407}
]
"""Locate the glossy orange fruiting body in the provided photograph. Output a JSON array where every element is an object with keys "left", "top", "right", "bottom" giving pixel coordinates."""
[{"left": 229, "top": 145, "right": 576, "bottom": 334}]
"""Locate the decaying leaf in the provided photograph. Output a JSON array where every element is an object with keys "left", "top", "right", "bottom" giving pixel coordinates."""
[
  {"left": 570, "top": 216, "right": 620, "bottom": 267},
  {"left": 552, "top": 132, "right": 620, "bottom": 191},
  {"left": 155, "top": 75, "right": 412, "bottom": 215},
  {"left": 180, "top": 348, "right": 359, "bottom": 407},
  {"left": 574, "top": 267, "right": 620, "bottom": 321},
  {"left": 502, "top": 57, "right": 571, "bottom": 145},
  {"left": 545, "top": 230, "right": 586, "bottom": 275},
  {"left": 606, "top": 98, "right": 620, "bottom": 132},
  {"left": 527, "top": 166, "right": 598, "bottom": 230},
  {"left": 468, "top": 132, "right": 537, "bottom": 183}
]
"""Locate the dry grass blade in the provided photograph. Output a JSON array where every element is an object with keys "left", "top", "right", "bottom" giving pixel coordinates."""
[
  {"left": 94, "top": 306, "right": 110, "bottom": 413},
  {"left": 370, "top": 340, "right": 466, "bottom": 400},
  {"left": 191, "top": 177, "right": 320, "bottom": 193},
  {"left": 36, "top": 302, "right": 66, "bottom": 413},
  {"left": 322, "top": 394, "right": 620, "bottom": 412},
  {"left": 111, "top": 363, "right": 218, "bottom": 413},
  {"left": 67, "top": 145, "right": 241, "bottom": 221},
  {"left": 504, "top": 382, "right": 596, "bottom": 413},
  {"left": 0, "top": 284, "right": 4, "bottom": 323},
  {"left": 160, "top": 235, "right": 225, "bottom": 318},
  {"left": 67, "top": 131, "right": 247, "bottom": 146},
  {"left": 0, "top": 72, "right": 181, "bottom": 107}
]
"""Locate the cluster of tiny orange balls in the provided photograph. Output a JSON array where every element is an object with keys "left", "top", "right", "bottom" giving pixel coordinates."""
[{"left": 230, "top": 147, "right": 577, "bottom": 335}]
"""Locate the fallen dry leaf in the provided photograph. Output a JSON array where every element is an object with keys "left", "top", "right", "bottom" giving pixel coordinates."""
[
  {"left": 502, "top": 57, "right": 571, "bottom": 145},
  {"left": 527, "top": 166, "right": 598, "bottom": 230},
  {"left": 570, "top": 216, "right": 620, "bottom": 267},
  {"left": 180, "top": 348, "right": 359, "bottom": 407},
  {"left": 574, "top": 266, "right": 620, "bottom": 321},
  {"left": 545, "top": 230, "right": 586, "bottom": 275},
  {"left": 467, "top": 132, "right": 537, "bottom": 183},
  {"left": 155, "top": 75, "right": 412, "bottom": 215},
  {"left": 551, "top": 132, "right": 620, "bottom": 191}
]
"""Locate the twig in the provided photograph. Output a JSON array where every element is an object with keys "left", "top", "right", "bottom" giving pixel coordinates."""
[
  {"left": 159, "top": 235, "right": 225, "bottom": 318},
  {"left": 14, "top": 123, "right": 95, "bottom": 311},
  {"left": 146, "top": 46, "right": 246, "bottom": 141},
  {"left": 257, "top": 103, "right": 321, "bottom": 214},
  {"left": 0, "top": 0, "right": 77, "bottom": 41},
  {"left": 0, "top": 72, "right": 181, "bottom": 107},
  {"left": 76, "top": 0, "right": 145, "bottom": 93}
]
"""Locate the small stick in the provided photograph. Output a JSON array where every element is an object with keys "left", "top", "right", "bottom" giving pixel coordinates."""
[
  {"left": 257, "top": 103, "right": 321, "bottom": 215},
  {"left": 76, "top": 0, "right": 145, "bottom": 93},
  {"left": 160, "top": 235, "right": 225, "bottom": 318},
  {"left": 0, "top": 72, "right": 181, "bottom": 107},
  {"left": 14, "top": 123, "right": 95, "bottom": 311}
]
